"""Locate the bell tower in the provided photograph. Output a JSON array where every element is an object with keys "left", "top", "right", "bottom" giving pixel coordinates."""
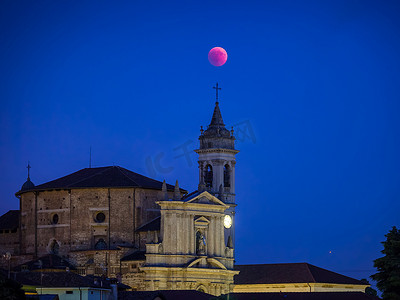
[{"left": 195, "top": 83, "right": 239, "bottom": 246}]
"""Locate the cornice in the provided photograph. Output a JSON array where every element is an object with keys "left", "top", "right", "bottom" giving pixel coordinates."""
[{"left": 195, "top": 148, "right": 240, "bottom": 155}]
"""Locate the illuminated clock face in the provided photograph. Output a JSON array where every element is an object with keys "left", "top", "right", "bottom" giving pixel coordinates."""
[{"left": 224, "top": 215, "right": 232, "bottom": 229}]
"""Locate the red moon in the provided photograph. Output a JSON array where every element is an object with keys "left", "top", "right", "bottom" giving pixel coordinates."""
[{"left": 208, "top": 47, "right": 228, "bottom": 67}]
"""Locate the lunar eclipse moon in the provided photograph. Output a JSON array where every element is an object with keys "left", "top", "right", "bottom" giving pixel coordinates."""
[{"left": 208, "top": 47, "right": 228, "bottom": 66}]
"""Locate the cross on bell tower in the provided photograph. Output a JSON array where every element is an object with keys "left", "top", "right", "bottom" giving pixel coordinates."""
[
  {"left": 27, "top": 162, "right": 31, "bottom": 180},
  {"left": 213, "top": 82, "right": 221, "bottom": 102}
]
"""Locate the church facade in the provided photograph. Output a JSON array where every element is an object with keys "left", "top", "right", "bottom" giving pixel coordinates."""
[{"left": 1, "top": 95, "right": 239, "bottom": 296}]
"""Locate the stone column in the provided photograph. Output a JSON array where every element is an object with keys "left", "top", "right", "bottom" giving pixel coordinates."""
[
  {"left": 215, "top": 216, "right": 221, "bottom": 257},
  {"left": 208, "top": 216, "right": 214, "bottom": 256},
  {"left": 172, "top": 212, "right": 177, "bottom": 254},
  {"left": 198, "top": 161, "right": 204, "bottom": 185},
  {"left": 182, "top": 214, "right": 187, "bottom": 254},
  {"left": 212, "top": 159, "right": 224, "bottom": 194},
  {"left": 214, "top": 215, "right": 219, "bottom": 256},
  {"left": 220, "top": 215, "right": 225, "bottom": 256},
  {"left": 231, "top": 161, "right": 236, "bottom": 197},
  {"left": 165, "top": 212, "right": 171, "bottom": 253},
  {"left": 189, "top": 214, "right": 194, "bottom": 254}
]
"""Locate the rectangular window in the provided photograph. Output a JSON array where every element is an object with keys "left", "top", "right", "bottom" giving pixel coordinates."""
[
  {"left": 66, "top": 291, "right": 73, "bottom": 294},
  {"left": 77, "top": 268, "right": 86, "bottom": 276}
]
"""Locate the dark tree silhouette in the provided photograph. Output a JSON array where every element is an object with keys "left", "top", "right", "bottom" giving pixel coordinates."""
[
  {"left": 371, "top": 226, "right": 400, "bottom": 299},
  {"left": 0, "top": 272, "right": 26, "bottom": 300}
]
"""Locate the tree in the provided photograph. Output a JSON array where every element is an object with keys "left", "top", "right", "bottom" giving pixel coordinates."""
[
  {"left": 371, "top": 226, "right": 400, "bottom": 299},
  {"left": 0, "top": 272, "right": 26, "bottom": 300}
]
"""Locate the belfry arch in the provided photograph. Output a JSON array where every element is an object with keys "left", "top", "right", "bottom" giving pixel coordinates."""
[
  {"left": 204, "top": 165, "right": 213, "bottom": 188},
  {"left": 224, "top": 164, "right": 230, "bottom": 187}
]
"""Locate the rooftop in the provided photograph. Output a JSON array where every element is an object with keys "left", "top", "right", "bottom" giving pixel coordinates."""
[
  {"left": 119, "top": 290, "right": 214, "bottom": 300},
  {"left": 136, "top": 216, "right": 161, "bottom": 233},
  {"left": 14, "top": 254, "right": 76, "bottom": 272},
  {"left": 13, "top": 271, "right": 129, "bottom": 289},
  {"left": 234, "top": 263, "right": 365, "bottom": 285},
  {"left": 225, "top": 292, "right": 379, "bottom": 300},
  {"left": 16, "top": 166, "right": 186, "bottom": 195},
  {"left": 121, "top": 250, "right": 146, "bottom": 262},
  {"left": 0, "top": 210, "right": 19, "bottom": 231}
]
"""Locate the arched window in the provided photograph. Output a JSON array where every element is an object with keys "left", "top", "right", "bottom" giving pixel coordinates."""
[
  {"left": 95, "top": 239, "right": 107, "bottom": 250},
  {"left": 52, "top": 214, "right": 59, "bottom": 225},
  {"left": 204, "top": 165, "right": 213, "bottom": 188},
  {"left": 224, "top": 164, "right": 230, "bottom": 187}
]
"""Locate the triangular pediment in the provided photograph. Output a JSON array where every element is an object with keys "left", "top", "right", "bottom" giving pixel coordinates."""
[
  {"left": 185, "top": 191, "right": 228, "bottom": 207},
  {"left": 194, "top": 216, "right": 210, "bottom": 226}
]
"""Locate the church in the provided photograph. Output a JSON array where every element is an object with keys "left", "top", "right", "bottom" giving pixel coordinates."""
[{"left": 0, "top": 85, "right": 369, "bottom": 297}]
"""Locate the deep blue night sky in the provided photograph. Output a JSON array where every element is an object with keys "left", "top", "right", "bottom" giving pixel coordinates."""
[{"left": 1, "top": 0, "right": 399, "bottom": 287}]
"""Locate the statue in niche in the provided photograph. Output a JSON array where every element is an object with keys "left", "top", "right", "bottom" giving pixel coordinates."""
[
  {"left": 49, "top": 239, "right": 59, "bottom": 254},
  {"left": 196, "top": 230, "right": 206, "bottom": 255}
]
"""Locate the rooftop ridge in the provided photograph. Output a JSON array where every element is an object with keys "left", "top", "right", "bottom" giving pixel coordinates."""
[
  {"left": 57, "top": 166, "right": 113, "bottom": 188},
  {"left": 115, "top": 166, "right": 142, "bottom": 187},
  {"left": 32, "top": 166, "right": 110, "bottom": 190},
  {"left": 304, "top": 262, "right": 317, "bottom": 283}
]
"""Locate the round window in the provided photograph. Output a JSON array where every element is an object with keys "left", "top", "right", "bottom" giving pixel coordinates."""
[
  {"left": 95, "top": 212, "right": 106, "bottom": 223},
  {"left": 52, "top": 214, "right": 59, "bottom": 225}
]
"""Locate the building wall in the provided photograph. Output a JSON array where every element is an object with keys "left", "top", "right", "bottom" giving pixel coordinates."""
[
  {"left": 20, "top": 191, "right": 36, "bottom": 255},
  {"left": 19, "top": 187, "right": 174, "bottom": 258},
  {"left": 142, "top": 267, "right": 236, "bottom": 295},
  {"left": 0, "top": 229, "right": 19, "bottom": 254},
  {"left": 36, "top": 287, "right": 110, "bottom": 300}
]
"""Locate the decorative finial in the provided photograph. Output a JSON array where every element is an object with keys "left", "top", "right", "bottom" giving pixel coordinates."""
[
  {"left": 174, "top": 180, "right": 181, "bottom": 200},
  {"left": 162, "top": 180, "right": 168, "bottom": 200},
  {"left": 154, "top": 232, "right": 159, "bottom": 243},
  {"left": 200, "top": 126, "right": 204, "bottom": 135},
  {"left": 213, "top": 82, "right": 221, "bottom": 103},
  {"left": 27, "top": 162, "right": 31, "bottom": 180},
  {"left": 231, "top": 126, "right": 234, "bottom": 137}
]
